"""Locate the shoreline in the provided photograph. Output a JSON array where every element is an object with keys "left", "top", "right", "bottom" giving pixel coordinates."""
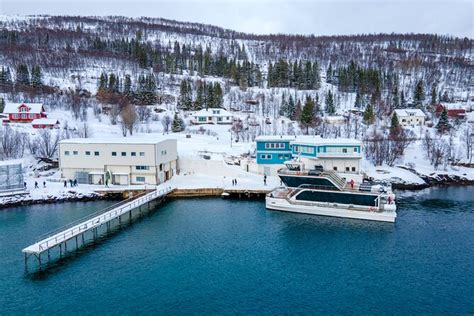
[
  {"left": 1, "top": 180, "right": 474, "bottom": 209},
  {"left": 0, "top": 192, "right": 122, "bottom": 210}
]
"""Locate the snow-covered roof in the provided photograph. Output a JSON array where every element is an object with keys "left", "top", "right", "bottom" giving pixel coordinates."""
[
  {"left": 255, "top": 135, "right": 361, "bottom": 146},
  {"left": 255, "top": 135, "right": 295, "bottom": 142},
  {"left": 293, "top": 135, "right": 361, "bottom": 146},
  {"left": 60, "top": 136, "right": 175, "bottom": 145},
  {"left": 32, "top": 118, "right": 59, "bottom": 125},
  {"left": 394, "top": 109, "right": 425, "bottom": 117},
  {"left": 3, "top": 103, "right": 44, "bottom": 114},
  {"left": 193, "top": 108, "right": 232, "bottom": 117}
]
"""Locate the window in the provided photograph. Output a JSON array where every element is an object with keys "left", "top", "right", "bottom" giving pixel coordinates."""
[
  {"left": 65, "top": 151, "right": 70, "bottom": 156},
  {"left": 94, "top": 151, "right": 99, "bottom": 156},
  {"left": 112, "top": 152, "right": 117, "bottom": 156},
  {"left": 198, "top": 117, "right": 206, "bottom": 122},
  {"left": 260, "top": 154, "right": 272, "bottom": 160},
  {"left": 346, "top": 167, "right": 350, "bottom": 172},
  {"left": 333, "top": 166, "right": 338, "bottom": 171},
  {"left": 136, "top": 166, "right": 150, "bottom": 170},
  {"left": 342, "top": 148, "right": 347, "bottom": 153},
  {"left": 354, "top": 148, "right": 358, "bottom": 152},
  {"left": 121, "top": 152, "right": 126, "bottom": 157},
  {"left": 21, "top": 114, "right": 27, "bottom": 119},
  {"left": 131, "top": 152, "right": 136, "bottom": 157},
  {"left": 73, "top": 151, "right": 78, "bottom": 155},
  {"left": 139, "top": 152, "right": 145, "bottom": 157},
  {"left": 85, "top": 151, "right": 91, "bottom": 156},
  {"left": 136, "top": 176, "right": 145, "bottom": 182},
  {"left": 218, "top": 117, "right": 222, "bottom": 122},
  {"left": 352, "top": 167, "right": 356, "bottom": 172},
  {"left": 161, "top": 150, "right": 167, "bottom": 155}
]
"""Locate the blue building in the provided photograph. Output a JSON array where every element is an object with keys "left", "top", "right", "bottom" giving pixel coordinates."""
[{"left": 255, "top": 135, "right": 362, "bottom": 175}]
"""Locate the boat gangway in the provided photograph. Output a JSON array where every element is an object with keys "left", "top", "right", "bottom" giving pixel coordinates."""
[{"left": 22, "top": 186, "right": 174, "bottom": 271}]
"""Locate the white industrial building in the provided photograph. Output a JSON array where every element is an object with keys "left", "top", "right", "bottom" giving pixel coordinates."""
[{"left": 59, "top": 137, "right": 178, "bottom": 185}]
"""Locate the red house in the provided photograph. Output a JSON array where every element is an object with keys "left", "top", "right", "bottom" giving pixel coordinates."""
[
  {"left": 32, "top": 118, "right": 59, "bottom": 129},
  {"left": 3, "top": 103, "right": 47, "bottom": 123},
  {"left": 435, "top": 104, "right": 466, "bottom": 119}
]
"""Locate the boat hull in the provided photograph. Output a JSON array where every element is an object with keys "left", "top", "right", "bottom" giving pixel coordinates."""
[{"left": 266, "top": 196, "right": 396, "bottom": 223}]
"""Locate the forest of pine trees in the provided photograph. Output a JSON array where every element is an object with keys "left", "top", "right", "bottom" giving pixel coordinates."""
[{"left": 267, "top": 59, "right": 321, "bottom": 90}]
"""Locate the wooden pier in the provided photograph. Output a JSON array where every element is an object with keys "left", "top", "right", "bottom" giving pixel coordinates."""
[
  {"left": 169, "top": 187, "right": 271, "bottom": 199},
  {"left": 22, "top": 186, "right": 174, "bottom": 271}
]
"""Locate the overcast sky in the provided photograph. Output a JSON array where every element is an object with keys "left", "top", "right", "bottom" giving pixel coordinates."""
[{"left": 1, "top": 0, "right": 473, "bottom": 37}]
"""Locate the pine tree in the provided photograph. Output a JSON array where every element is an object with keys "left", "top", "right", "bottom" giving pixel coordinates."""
[
  {"left": 171, "top": 113, "right": 185, "bottom": 132},
  {"left": 392, "top": 86, "right": 400, "bottom": 109},
  {"left": 123, "top": 74, "right": 132, "bottom": 98},
  {"left": 300, "top": 96, "right": 315, "bottom": 134},
  {"left": 31, "top": 65, "right": 42, "bottom": 88},
  {"left": 431, "top": 85, "right": 437, "bottom": 105},
  {"left": 391, "top": 112, "right": 400, "bottom": 130},
  {"left": 354, "top": 91, "right": 363, "bottom": 108},
  {"left": 213, "top": 82, "right": 223, "bottom": 108},
  {"left": 363, "top": 103, "right": 375, "bottom": 125},
  {"left": 436, "top": 107, "right": 450, "bottom": 133},
  {"left": 15, "top": 64, "right": 30, "bottom": 86},
  {"left": 98, "top": 72, "right": 108, "bottom": 91},
  {"left": 414, "top": 79, "right": 425, "bottom": 108},
  {"left": 326, "top": 63, "right": 333, "bottom": 83},
  {"left": 0, "top": 97, "right": 5, "bottom": 113},
  {"left": 325, "top": 90, "right": 335, "bottom": 114},
  {"left": 195, "top": 81, "right": 205, "bottom": 110},
  {"left": 279, "top": 93, "right": 288, "bottom": 116},
  {"left": 287, "top": 94, "right": 296, "bottom": 120}
]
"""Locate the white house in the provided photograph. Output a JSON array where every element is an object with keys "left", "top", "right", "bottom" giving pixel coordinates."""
[
  {"left": 393, "top": 109, "right": 425, "bottom": 127},
  {"left": 191, "top": 108, "right": 233, "bottom": 124},
  {"left": 59, "top": 136, "right": 178, "bottom": 185}
]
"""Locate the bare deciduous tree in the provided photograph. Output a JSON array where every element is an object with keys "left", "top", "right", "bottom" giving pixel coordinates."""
[
  {"left": 161, "top": 115, "right": 171, "bottom": 133},
  {"left": 35, "top": 129, "right": 62, "bottom": 158},
  {"left": 120, "top": 104, "right": 138, "bottom": 136},
  {"left": 0, "top": 126, "right": 27, "bottom": 159}
]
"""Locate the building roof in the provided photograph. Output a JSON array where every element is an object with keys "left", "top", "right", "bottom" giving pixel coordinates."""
[
  {"left": 59, "top": 135, "right": 175, "bottom": 145},
  {"left": 32, "top": 118, "right": 59, "bottom": 125},
  {"left": 255, "top": 135, "right": 361, "bottom": 146},
  {"left": 255, "top": 135, "right": 295, "bottom": 142},
  {"left": 293, "top": 135, "right": 361, "bottom": 146},
  {"left": 394, "top": 109, "right": 425, "bottom": 117},
  {"left": 3, "top": 103, "right": 45, "bottom": 114},
  {"left": 193, "top": 108, "right": 232, "bottom": 117}
]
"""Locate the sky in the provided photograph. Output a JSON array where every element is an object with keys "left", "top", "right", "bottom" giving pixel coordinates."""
[{"left": 1, "top": 0, "right": 473, "bottom": 38}]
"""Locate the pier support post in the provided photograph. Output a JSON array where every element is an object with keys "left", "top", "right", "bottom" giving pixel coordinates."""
[
  {"left": 24, "top": 253, "right": 27, "bottom": 271},
  {"left": 38, "top": 253, "right": 42, "bottom": 271},
  {"left": 59, "top": 244, "right": 62, "bottom": 258},
  {"left": 75, "top": 236, "right": 78, "bottom": 250},
  {"left": 47, "top": 249, "right": 50, "bottom": 261}
]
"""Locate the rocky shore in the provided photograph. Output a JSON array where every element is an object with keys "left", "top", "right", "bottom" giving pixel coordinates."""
[
  {"left": 393, "top": 167, "right": 474, "bottom": 190},
  {"left": 0, "top": 191, "right": 119, "bottom": 210}
]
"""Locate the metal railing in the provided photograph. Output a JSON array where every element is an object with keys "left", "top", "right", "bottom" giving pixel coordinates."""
[{"left": 29, "top": 186, "right": 174, "bottom": 253}]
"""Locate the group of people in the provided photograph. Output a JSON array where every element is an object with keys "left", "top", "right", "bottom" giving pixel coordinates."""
[
  {"left": 24, "top": 181, "right": 47, "bottom": 189},
  {"left": 231, "top": 178, "right": 238, "bottom": 186},
  {"left": 64, "top": 179, "right": 78, "bottom": 188}
]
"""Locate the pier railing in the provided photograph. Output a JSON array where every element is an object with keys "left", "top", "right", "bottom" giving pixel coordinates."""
[{"left": 24, "top": 186, "right": 174, "bottom": 254}]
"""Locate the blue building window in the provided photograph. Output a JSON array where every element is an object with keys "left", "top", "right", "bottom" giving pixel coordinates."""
[{"left": 260, "top": 154, "right": 272, "bottom": 160}]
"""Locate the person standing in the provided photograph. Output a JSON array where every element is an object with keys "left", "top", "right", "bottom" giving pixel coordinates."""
[
  {"left": 264, "top": 175, "right": 267, "bottom": 186},
  {"left": 235, "top": 178, "right": 237, "bottom": 186},
  {"left": 64, "top": 180, "right": 67, "bottom": 188},
  {"left": 43, "top": 181, "right": 46, "bottom": 188},
  {"left": 34, "top": 181, "right": 39, "bottom": 189}
]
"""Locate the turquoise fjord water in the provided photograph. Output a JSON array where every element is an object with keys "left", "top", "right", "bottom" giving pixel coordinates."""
[{"left": 1, "top": 187, "right": 474, "bottom": 314}]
